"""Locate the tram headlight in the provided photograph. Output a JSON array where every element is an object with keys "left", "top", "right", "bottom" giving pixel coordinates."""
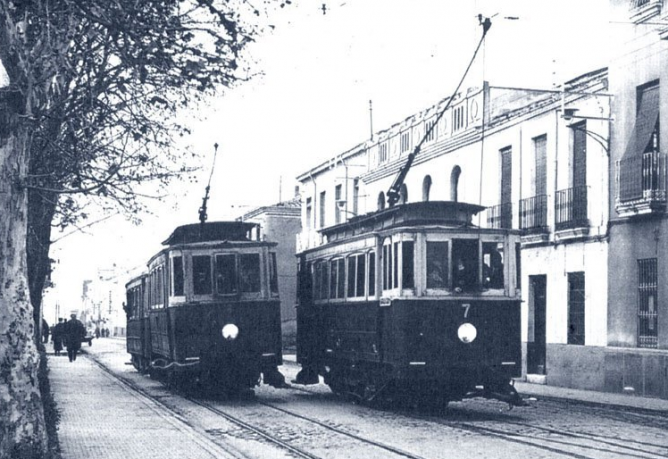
[
  {"left": 457, "top": 323, "right": 477, "bottom": 344},
  {"left": 222, "top": 323, "right": 239, "bottom": 341}
]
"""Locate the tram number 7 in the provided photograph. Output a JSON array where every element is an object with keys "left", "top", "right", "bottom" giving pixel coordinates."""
[{"left": 461, "top": 303, "right": 471, "bottom": 319}]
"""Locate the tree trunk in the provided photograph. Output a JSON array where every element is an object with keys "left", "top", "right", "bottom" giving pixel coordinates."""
[
  {"left": 27, "top": 187, "right": 58, "bottom": 348},
  {"left": 0, "top": 94, "right": 49, "bottom": 458}
]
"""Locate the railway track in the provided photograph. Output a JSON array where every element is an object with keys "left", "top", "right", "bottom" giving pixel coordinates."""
[
  {"left": 280, "top": 362, "right": 668, "bottom": 459},
  {"left": 86, "top": 347, "right": 668, "bottom": 459},
  {"left": 86, "top": 352, "right": 430, "bottom": 459}
]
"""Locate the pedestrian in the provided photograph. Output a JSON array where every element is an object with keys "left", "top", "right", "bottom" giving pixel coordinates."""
[
  {"left": 52, "top": 318, "right": 65, "bottom": 356},
  {"left": 42, "top": 318, "right": 50, "bottom": 344},
  {"left": 64, "top": 313, "right": 86, "bottom": 362},
  {"left": 95, "top": 326, "right": 100, "bottom": 339}
]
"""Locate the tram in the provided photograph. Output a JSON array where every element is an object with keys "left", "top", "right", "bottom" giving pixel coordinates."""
[
  {"left": 125, "top": 221, "right": 286, "bottom": 392},
  {"left": 293, "top": 201, "right": 525, "bottom": 407}
]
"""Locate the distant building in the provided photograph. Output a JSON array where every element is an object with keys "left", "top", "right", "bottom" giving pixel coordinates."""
[
  {"left": 297, "top": 69, "right": 612, "bottom": 392},
  {"left": 606, "top": 0, "right": 668, "bottom": 398},
  {"left": 241, "top": 198, "right": 301, "bottom": 348}
]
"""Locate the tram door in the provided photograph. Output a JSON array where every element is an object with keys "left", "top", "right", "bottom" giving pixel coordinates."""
[{"left": 527, "top": 275, "right": 546, "bottom": 375}]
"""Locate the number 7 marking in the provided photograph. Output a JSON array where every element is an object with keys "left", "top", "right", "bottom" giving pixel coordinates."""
[{"left": 462, "top": 303, "right": 471, "bottom": 318}]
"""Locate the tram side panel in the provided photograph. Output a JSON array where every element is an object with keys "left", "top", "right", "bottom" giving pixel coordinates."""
[
  {"left": 149, "top": 310, "right": 171, "bottom": 360},
  {"left": 321, "top": 302, "right": 381, "bottom": 364}
]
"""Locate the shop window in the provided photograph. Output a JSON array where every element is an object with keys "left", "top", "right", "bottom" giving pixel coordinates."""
[
  {"left": 567, "top": 272, "right": 585, "bottom": 345},
  {"left": 638, "top": 258, "right": 658, "bottom": 348}
]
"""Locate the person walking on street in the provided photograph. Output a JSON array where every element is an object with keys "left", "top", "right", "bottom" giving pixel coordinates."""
[
  {"left": 52, "top": 318, "right": 65, "bottom": 356},
  {"left": 42, "top": 318, "right": 50, "bottom": 344},
  {"left": 64, "top": 313, "right": 86, "bottom": 362}
]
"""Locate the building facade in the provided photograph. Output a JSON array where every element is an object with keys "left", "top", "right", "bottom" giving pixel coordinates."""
[
  {"left": 241, "top": 199, "right": 301, "bottom": 348},
  {"left": 606, "top": 0, "right": 668, "bottom": 398},
  {"left": 297, "top": 69, "right": 612, "bottom": 391}
]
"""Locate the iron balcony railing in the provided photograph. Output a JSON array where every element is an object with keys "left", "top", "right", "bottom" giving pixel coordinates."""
[
  {"left": 555, "top": 186, "right": 588, "bottom": 230},
  {"left": 519, "top": 194, "right": 548, "bottom": 232},
  {"left": 487, "top": 202, "right": 512, "bottom": 229},
  {"left": 617, "top": 151, "right": 667, "bottom": 204},
  {"left": 631, "top": 0, "right": 651, "bottom": 7}
]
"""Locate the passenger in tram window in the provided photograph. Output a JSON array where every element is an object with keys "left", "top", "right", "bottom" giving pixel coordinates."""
[
  {"left": 483, "top": 243, "right": 504, "bottom": 289},
  {"left": 453, "top": 257, "right": 477, "bottom": 292},
  {"left": 427, "top": 260, "right": 446, "bottom": 288}
]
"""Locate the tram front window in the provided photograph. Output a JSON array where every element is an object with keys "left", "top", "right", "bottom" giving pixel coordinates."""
[
  {"left": 452, "top": 239, "right": 479, "bottom": 292},
  {"left": 426, "top": 241, "right": 448, "bottom": 289},
  {"left": 239, "top": 253, "right": 261, "bottom": 293},
  {"left": 215, "top": 254, "right": 237, "bottom": 294},
  {"left": 483, "top": 242, "right": 504, "bottom": 289},
  {"left": 193, "top": 255, "right": 212, "bottom": 295}
]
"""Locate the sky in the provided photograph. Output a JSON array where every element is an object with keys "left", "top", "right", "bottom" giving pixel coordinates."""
[{"left": 37, "top": 0, "right": 611, "bottom": 316}]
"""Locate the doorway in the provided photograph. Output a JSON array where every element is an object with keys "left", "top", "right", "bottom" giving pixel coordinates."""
[{"left": 527, "top": 275, "right": 546, "bottom": 375}]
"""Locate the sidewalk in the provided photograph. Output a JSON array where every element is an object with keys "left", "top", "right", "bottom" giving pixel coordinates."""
[
  {"left": 281, "top": 353, "right": 668, "bottom": 413},
  {"left": 48, "top": 348, "right": 234, "bottom": 459}
]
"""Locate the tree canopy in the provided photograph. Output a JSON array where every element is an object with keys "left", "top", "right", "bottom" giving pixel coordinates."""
[{"left": 0, "top": 1, "right": 288, "bottom": 456}]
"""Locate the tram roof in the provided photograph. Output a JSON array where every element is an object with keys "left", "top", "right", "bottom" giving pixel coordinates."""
[
  {"left": 162, "top": 221, "right": 258, "bottom": 246},
  {"left": 321, "top": 201, "right": 486, "bottom": 240}
]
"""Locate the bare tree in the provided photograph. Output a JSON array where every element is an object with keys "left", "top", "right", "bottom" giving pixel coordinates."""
[{"left": 0, "top": 0, "right": 285, "bottom": 456}]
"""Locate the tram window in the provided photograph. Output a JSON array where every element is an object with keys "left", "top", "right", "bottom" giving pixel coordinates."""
[
  {"left": 269, "top": 252, "right": 279, "bottom": 294},
  {"left": 155, "top": 268, "right": 165, "bottom": 307},
  {"left": 215, "top": 254, "right": 237, "bottom": 294},
  {"left": 313, "top": 262, "right": 321, "bottom": 300},
  {"left": 402, "top": 241, "right": 414, "bottom": 289},
  {"left": 330, "top": 258, "right": 345, "bottom": 299},
  {"left": 393, "top": 242, "right": 399, "bottom": 289},
  {"left": 172, "top": 256, "right": 184, "bottom": 296},
  {"left": 313, "top": 260, "right": 329, "bottom": 300},
  {"left": 426, "top": 241, "right": 449, "bottom": 289},
  {"left": 193, "top": 255, "right": 212, "bottom": 295},
  {"left": 483, "top": 242, "right": 504, "bottom": 289},
  {"left": 452, "top": 239, "right": 479, "bottom": 292},
  {"left": 368, "top": 253, "right": 376, "bottom": 296},
  {"left": 382, "top": 244, "right": 392, "bottom": 291},
  {"left": 357, "top": 255, "right": 366, "bottom": 297},
  {"left": 347, "top": 257, "right": 356, "bottom": 298},
  {"left": 239, "top": 253, "right": 261, "bottom": 293},
  {"left": 337, "top": 258, "right": 345, "bottom": 298},
  {"left": 347, "top": 254, "right": 367, "bottom": 298},
  {"left": 316, "top": 261, "right": 329, "bottom": 300}
]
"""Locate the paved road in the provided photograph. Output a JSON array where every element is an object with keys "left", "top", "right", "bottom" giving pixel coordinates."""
[{"left": 50, "top": 339, "right": 668, "bottom": 459}]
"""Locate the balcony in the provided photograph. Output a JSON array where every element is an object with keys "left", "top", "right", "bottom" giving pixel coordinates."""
[
  {"left": 629, "top": 0, "right": 662, "bottom": 23},
  {"left": 555, "top": 186, "right": 589, "bottom": 238},
  {"left": 520, "top": 195, "right": 549, "bottom": 244},
  {"left": 616, "top": 151, "right": 667, "bottom": 217},
  {"left": 486, "top": 202, "right": 512, "bottom": 229}
]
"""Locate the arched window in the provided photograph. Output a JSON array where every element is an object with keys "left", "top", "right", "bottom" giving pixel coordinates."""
[
  {"left": 399, "top": 184, "right": 408, "bottom": 205},
  {"left": 422, "top": 175, "right": 432, "bottom": 202},
  {"left": 377, "top": 192, "right": 386, "bottom": 210},
  {"left": 450, "top": 166, "right": 461, "bottom": 202}
]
